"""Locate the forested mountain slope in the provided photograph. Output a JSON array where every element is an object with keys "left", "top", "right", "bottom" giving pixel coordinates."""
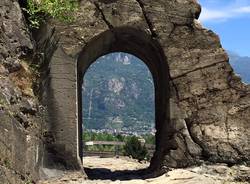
[{"left": 82, "top": 53, "right": 155, "bottom": 133}]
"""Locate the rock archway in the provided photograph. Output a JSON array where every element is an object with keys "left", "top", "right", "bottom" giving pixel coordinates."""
[
  {"left": 77, "top": 27, "right": 170, "bottom": 171},
  {"left": 1, "top": 0, "right": 250, "bottom": 182},
  {"left": 43, "top": 0, "right": 250, "bottom": 173}
]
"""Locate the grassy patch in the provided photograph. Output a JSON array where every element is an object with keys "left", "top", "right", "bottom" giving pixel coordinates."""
[{"left": 23, "top": 0, "right": 78, "bottom": 28}]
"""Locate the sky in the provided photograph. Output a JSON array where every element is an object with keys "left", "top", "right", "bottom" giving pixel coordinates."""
[{"left": 198, "top": 0, "right": 250, "bottom": 57}]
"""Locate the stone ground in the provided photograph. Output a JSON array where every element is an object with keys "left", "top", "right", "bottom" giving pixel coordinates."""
[{"left": 38, "top": 157, "right": 250, "bottom": 184}]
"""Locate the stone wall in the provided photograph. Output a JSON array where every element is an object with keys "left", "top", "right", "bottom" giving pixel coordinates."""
[{"left": 46, "top": 0, "right": 250, "bottom": 171}]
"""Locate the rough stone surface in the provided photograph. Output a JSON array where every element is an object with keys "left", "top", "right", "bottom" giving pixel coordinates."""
[
  {"left": 0, "top": 0, "right": 44, "bottom": 183},
  {"left": 0, "top": 0, "right": 250, "bottom": 182},
  {"left": 44, "top": 0, "right": 250, "bottom": 171}
]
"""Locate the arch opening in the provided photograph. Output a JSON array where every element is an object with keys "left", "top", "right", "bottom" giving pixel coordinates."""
[
  {"left": 82, "top": 52, "right": 155, "bottom": 178},
  {"left": 77, "top": 27, "right": 170, "bottom": 176}
]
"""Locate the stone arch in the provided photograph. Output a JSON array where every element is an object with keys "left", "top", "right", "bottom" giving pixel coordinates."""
[
  {"left": 77, "top": 27, "right": 170, "bottom": 171},
  {"left": 42, "top": 0, "right": 250, "bottom": 174}
]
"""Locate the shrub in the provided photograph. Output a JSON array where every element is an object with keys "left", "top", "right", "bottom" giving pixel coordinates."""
[
  {"left": 23, "top": 0, "right": 78, "bottom": 28},
  {"left": 124, "top": 136, "right": 148, "bottom": 161}
]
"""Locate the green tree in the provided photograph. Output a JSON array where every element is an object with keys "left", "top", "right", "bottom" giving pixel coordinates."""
[
  {"left": 124, "top": 136, "right": 148, "bottom": 161},
  {"left": 142, "top": 134, "right": 155, "bottom": 145}
]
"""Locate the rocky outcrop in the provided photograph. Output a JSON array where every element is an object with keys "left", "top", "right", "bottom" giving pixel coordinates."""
[
  {"left": 0, "top": 0, "right": 44, "bottom": 182},
  {"left": 47, "top": 0, "right": 250, "bottom": 171},
  {"left": 0, "top": 0, "right": 249, "bottom": 182}
]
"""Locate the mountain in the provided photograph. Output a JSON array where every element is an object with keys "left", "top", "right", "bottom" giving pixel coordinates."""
[
  {"left": 228, "top": 51, "right": 250, "bottom": 84},
  {"left": 82, "top": 52, "right": 155, "bottom": 134}
]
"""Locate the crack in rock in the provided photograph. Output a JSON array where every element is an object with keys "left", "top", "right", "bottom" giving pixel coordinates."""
[
  {"left": 94, "top": 2, "right": 114, "bottom": 29},
  {"left": 135, "top": 0, "right": 157, "bottom": 38}
]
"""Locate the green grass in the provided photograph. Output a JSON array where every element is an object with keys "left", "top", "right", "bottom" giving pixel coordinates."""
[{"left": 23, "top": 0, "right": 78, "bottom": 28}]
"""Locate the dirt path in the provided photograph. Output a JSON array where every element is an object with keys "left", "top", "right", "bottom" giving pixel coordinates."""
[{"left": 39, "top": 157, "right": 250, "bottom": 184}]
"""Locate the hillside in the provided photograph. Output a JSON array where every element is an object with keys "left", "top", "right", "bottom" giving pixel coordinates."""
[
  {"left": 228, "top": 51, "right": 250, "bottom": 84},
  {"left": 82, "top": 53, "right": 155, "bottom": 134}
]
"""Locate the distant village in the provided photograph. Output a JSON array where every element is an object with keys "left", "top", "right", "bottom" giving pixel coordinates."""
[{"left": 85, "top": 126, "right": 156, "bottom": 137}]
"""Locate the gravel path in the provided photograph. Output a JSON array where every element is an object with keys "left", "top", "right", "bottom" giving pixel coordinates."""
[{"left": 38, "top": 157, "right": 250, "bottom": 184}]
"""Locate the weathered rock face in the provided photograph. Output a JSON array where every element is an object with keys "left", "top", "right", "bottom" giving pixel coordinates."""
[
  {"left": 46, "top": 0, "right": 250, "bottom": 171},
  {"left": 0, "top": 0, "right": 250, "bottom": 182},
  {"left": 0, "top": 0, "right": 44, "bottom": 182}
]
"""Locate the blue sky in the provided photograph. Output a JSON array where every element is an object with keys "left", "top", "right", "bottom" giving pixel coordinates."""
[{"left": 198, "top": 0, "right": 250, "bottom": 57}]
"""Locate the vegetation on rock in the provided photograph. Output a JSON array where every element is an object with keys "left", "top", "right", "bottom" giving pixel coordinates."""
[{"left": 23, "top": 0, "right": 78, "bottom": 28}]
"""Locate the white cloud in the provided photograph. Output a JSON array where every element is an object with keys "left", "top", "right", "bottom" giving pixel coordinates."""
[
  {"left": 234, "top": 6, "right": 250, "bottom": 13},
  {"left": 200, "top": 8, "right": 231, "bottom": 22},
  {"left": 199, "top": 4, "right": 250, "bottom": 22}
]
